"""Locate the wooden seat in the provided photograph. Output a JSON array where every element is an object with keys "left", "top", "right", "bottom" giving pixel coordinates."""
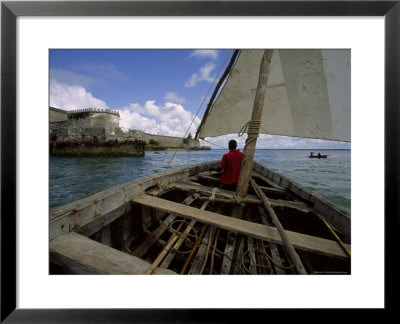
[{"left": 50, "top": 231, "right": 176, "bottom": 274}]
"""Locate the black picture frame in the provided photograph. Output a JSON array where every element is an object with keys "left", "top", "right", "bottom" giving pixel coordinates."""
[{"left": 1, "top": 0, "right": 399, "bottom": 322}]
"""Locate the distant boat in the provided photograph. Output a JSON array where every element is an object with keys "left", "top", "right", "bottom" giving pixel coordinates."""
[{"left": 309, "top": 154, "right": 328, "bottom": 158}]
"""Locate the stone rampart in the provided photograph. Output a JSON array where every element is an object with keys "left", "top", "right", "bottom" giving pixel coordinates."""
[
  {"left": 49, "top": 107, "right": 210, "bottom": 155},
  {"left": 142, "top": 133, "right": 210, "bottom": 150},
  {"left": 50, "top": 126, "right": 146, "bottom": 157},
  {"left": 49, "top": 107, "right": 68, "bottom": 122}
]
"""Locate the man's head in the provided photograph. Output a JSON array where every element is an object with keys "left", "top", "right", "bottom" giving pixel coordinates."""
[{"left": 228, "top": 140, "right": 237, "bottom": 150}]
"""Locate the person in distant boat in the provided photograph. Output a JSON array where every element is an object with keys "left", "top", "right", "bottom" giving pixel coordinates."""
[
  {"left": 310, "top": 152, "right": 314, "bottom": 157},
  {"left": 209, "top": 139, "right": 244, "bottom": 191},
  {"left": 318, "top": 152, "right": 321, "bottom": 158}
]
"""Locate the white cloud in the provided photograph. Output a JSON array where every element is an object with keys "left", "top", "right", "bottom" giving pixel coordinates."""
[
  {"left": 184, "top": 62, "right": 217, "bottom": 88},
  {"left": 50, "top": 81, "right": 109, "bottom": 111},
  {"left": 118, "top": 110, "right": 158, "bottom": 133},
  {"left": 49, "top": 68, "right": 111, "bottom": 111},
  {"left": 164, "top": 91, "right": 186, "bottom": 104},
  {"left": 188, "top": 50, "right": 219, "bottom": 61},
  {"left": 117, "top": 101, "right": 200, "bottom": 137},
  {"left": 200, "top": 134, "right": 351, "bottom": 150}
]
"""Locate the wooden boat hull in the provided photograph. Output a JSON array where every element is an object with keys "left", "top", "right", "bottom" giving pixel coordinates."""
[
  {"left": 50, "top": 160, "right": 350, "bottom": 275},
  {"left": 309, "top": 155, "right": 327, "bottom": 158}
]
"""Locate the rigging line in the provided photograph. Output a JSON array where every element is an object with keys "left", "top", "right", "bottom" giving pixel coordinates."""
[
  {"left": 157, "top": 50, "right": 234, "bottom": 185},
  {"left": 202, "top": 139, "right": 226, "bottom": 149},
  {"left": 200, "top": 138, "right": 226, "bottom": 149}
]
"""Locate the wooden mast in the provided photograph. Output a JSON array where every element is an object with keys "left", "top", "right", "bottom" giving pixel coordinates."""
[
  {"left": 231, "top": 49, "right": 273, "bottom": 219},
  {"left": 230, "top": 49, "right": 307, "bottom": 273}
]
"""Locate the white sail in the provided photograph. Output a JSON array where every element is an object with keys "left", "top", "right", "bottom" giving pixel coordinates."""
[{"left": 197, "top": 49, "right": 350, "bottom": 142}]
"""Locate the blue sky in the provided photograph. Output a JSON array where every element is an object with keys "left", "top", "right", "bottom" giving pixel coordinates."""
[{"left": 49, "top": 49, "right": 350, "bottom": 149}]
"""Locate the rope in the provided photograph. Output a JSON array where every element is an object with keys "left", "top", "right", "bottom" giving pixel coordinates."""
[
  {"left": 166, "top": 217, "right": 295, "bottom": 274},
  {"left": 232, "top": 193, "right": 246, "bottom": 207},
  {"left": 238, "top": 120, "right": 261, "bottom": 137},
  {"left": 209, "top": 187, "right": 218, "bottom": 203},
  {"left": 156, "top": 51, "right": 233, "bottom": 187},
  {"left": 238, "top": 120, "right": 262, "bottom": 148}
]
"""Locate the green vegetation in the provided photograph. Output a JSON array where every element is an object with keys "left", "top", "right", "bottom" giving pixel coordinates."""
[{"left": 148, "top": 139, "right": 160, "bottom": 146}]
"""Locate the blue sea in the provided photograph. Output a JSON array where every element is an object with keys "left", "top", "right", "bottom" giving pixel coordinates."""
[{"left": 49, "top": 149, "right": 351, "bottom": 213}]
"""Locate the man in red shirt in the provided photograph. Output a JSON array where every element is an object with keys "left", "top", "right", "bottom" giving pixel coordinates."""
[{"left": 210, "top": 140, "right": 244, "bottom": 191}]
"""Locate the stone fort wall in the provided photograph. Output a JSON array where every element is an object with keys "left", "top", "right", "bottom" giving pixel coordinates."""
[{"left": 49, "top": 107, "right": 209, "bottom": 151}]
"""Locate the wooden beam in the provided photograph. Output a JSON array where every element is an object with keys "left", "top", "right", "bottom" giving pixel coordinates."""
[
  {"left": 50, "top": 232, "right": 176, "bottom": 275},
  {"left": 171, "top": 181, "right": 310, "bottom": 211},
  {"left": 250, "top": 178, "right": 307, "bottom": 274},
  {"left": 132, "top": 194, "right": 351, "bottom": 259},
  {"left": 198, "top": 196, "right": 262, "bottom": 205},
  {"left": 231, "top": 49, "right": 274, "bottom": 220}
]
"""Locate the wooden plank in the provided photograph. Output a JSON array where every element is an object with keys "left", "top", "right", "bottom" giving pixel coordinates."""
[
  {"left": 132, "top": 193, "right": 200, "bottom": 258},
  {"left": 159, "top": 219, "right": 196, "bottom": 269},
  {"left": 197, "top": 174, "right": 286, "bottom": 195},
  {"left": 160, "top": 200, "right": 209, "bottom": 269},
  {"left": 132, "top": 194, "right": 350, "bottom": 259},
  {"left": 258, "top": 206, "right": 285, "bottom": 274},
  {"left": 252, "top": 171, "right": 285, "bottom": 190},
  {"left": 197, "top": 174, "right": 221, "bottom": 184},
  {"left": 180, "top": 224, "right": 208, "bottom": 274},
  {"left": 247, "top": 237, "right": 257, "bottom": 274},
  {"left": 101, "top": 224, "right": 111, "bottom": 247},
  {"left": 171, "top": 181, "right": 310, "bottom": 211},
  {"left": 50, "top": 232, "right": 176, "bottom": 275},
  {"left": 188, "top": 227, "right": 213, "bottom": 274},
  {"left": 131, "top": 214, "right": 176, "bottom": 258},
  {"left": 233, "top": 237, "right": 245, "bottom": 274},
  {"left": 198, "top": 196, "right": 262, "bottom": 205},
  {"left": 75, "top": 202, "right": 132, "bottom": 238},
  {"left": 221, "top": 232, "right": 236, "bottom": 274},
  {"left": 209, "top": 228, "right": 220, "bottom": 274},
  {"left": 145, "top": 227, "right": 183, "bottom": 275},
  {"left": 259, "top": 186, "right": 287, "bottom": 197},
  {"left": 256, "top": 239, "right": 269, "bottom": 274}
]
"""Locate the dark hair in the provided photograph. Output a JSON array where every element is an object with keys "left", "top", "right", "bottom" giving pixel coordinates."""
[{"left": 228, "top": 140, "right": 237, "bottom": 150}]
